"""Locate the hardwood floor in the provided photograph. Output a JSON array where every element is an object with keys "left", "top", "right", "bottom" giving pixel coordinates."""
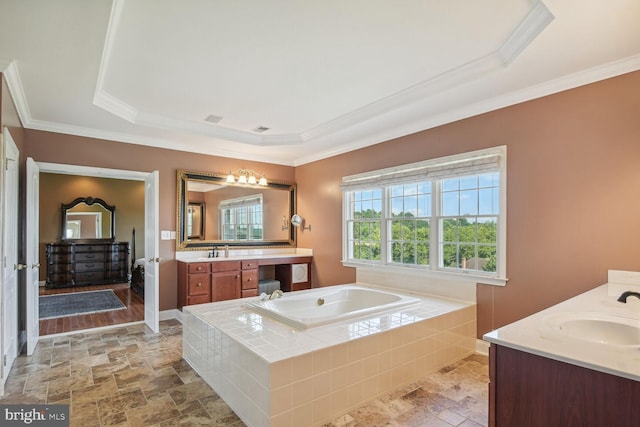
[{"left": 39, "top": 283, "right": 144, "bottom": 336}]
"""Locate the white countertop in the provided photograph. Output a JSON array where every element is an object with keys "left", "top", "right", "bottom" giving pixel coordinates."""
[
  {"left": 484, "top": 284, "right": 640, "bottom": 381},
  {"left": 178, "top": 253, "right": 312, "bottom": 263},
  {"left": 176, "top": 248, "right": 313, "bottom": 262}
]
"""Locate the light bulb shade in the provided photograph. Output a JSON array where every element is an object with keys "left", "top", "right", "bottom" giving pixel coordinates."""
[
  {"left": 258, "top": 176, "right": 268, "bottom": 186},
  {"left": 248, "top": 174, "right": 257, "bottom": 185},
  {"left": 238, "top": 174, "right": 247, "bottom": 184},
  {"left": 226, "top": 173, "right": 235, "bottom": 183}
]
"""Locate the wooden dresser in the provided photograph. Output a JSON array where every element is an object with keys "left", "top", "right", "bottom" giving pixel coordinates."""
[{"left": 45, "top": 241, "right": 130, "bottom": 288}]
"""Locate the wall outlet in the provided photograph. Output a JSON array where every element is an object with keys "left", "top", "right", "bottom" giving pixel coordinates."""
[{"left": 161, "top": 230, "right": 171, "bottom": 240}]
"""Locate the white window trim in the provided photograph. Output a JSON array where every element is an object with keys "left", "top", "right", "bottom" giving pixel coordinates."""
[{"left": 341, "top": 146, "right": 508, "bottom": 286}]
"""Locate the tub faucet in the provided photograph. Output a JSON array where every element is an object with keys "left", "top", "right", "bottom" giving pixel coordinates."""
[
  {"left": 224, "top": 245, "right": 229, "bottom": 258},
  {"left": 269, "top": 290, "right": 283, "bottom": 300},
  {"left": 617, "top": 291, "right": 640, "bottom": 303}
]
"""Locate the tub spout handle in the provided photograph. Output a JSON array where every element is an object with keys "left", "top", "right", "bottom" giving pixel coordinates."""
[{"left": 317, "top": 298, "right": 325, "bottom": 306}]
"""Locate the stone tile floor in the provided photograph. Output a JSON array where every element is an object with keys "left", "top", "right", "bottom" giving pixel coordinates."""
[{"left": 0, "top": 320, "right": 488, "bottom": 426}]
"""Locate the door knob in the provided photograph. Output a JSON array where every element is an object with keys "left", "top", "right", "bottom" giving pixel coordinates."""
[
  {"left": 14, "top": 263, "right": 26, "bottom": 270},
  {"left": 31, "top": 263, "right": 40, "bottom": 269}
]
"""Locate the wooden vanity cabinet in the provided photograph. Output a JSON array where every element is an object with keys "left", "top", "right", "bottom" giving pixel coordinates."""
[
  {"left": 211, "top": 261, "right": 241, "bottom": 302},
  {"left": 489, "top": 344, "right": 639, "bottom": 426},
  {"left": 177, "top": 256, "right": 313, "bottom": 308}
]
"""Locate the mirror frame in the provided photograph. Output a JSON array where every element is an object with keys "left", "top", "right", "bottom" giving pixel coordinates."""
[
  {"left": 61, "top": 196, "right": 116, "bottom": 242},
  {"left": 176, "top": 170, "right": 296, "bottom": 250}
]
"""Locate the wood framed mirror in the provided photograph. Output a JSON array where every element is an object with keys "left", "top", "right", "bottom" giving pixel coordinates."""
[
  {"left": 176, "top": 170, "right": 296, "bottom": 250},
  {"left": 61, "top": 196, "right": 116, "bottom": 241}
]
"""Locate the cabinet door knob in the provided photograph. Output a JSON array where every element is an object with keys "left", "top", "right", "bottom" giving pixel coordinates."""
[
  {"left": 247, "top": 278, "right": 252, "bottom": 282},
  {"left": 197, "top": 282, "right": 202, "bottom": 287}
]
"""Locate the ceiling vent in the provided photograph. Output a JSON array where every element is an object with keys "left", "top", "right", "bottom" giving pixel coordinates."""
[
  {"left": 204, "top": 114, "right": 223, "bottom": 124},
  {"left": 252, "top": 126, "right": 270, "bottom": 133}
]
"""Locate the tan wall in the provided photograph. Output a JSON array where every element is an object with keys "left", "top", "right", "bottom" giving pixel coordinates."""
[
  {"left": 296, "top": 70, "right": 640, "bottom": 337},
  {"left": 38, "top": 173, "right": 145, "bottom": 281},
  {"left": 23, "top": 130, "right": 295, "bottom": 310}
]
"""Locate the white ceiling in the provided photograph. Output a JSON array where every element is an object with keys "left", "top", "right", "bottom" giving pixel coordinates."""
[{"left": 1, "top": 0, "right": 639, "bottom": 166}]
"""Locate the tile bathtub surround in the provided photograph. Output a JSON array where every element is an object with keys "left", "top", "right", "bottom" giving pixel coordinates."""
[
  {"left": 183, "top": 289, "right": 477, "bottom": 426},
  {"left": 0, "top": 320, "right": 487, "bottom": 427}
]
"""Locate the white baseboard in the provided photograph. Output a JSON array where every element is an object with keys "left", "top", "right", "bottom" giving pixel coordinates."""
[{"left": 476, "top": 339, "right": 490, "bottom": 356}]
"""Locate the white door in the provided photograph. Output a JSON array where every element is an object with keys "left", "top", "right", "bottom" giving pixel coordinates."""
[
  {"left": 144, "top": 171, "right": 159, "bottom": 333},
  {"left": 2, "top": 129, "right": 19, "bottom": 386},
  {"left": 26, "top": 158, "right": 40, "bottom": 355}
]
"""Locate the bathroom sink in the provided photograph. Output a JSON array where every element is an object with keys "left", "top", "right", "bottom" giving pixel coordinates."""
[{"left": 544, "top": 312, "right": 640, "bottom": 347}]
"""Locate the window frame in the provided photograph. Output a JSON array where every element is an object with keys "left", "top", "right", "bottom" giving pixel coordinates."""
[
  {"left": 341, "top": 146, "right": 507, "bottom": 286},
  {"left": 219, "top": 194, "right": 264, "bottom": 241}
]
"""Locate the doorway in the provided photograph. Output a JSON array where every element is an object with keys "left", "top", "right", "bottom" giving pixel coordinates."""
[{"left": 27, "top": 161, "right": 159, "bottom": 345}]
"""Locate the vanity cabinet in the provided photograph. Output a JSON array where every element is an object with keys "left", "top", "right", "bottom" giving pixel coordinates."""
[
  {"left": 45, "top": 242, "right": 129, "bottom": 288},
  {"left": 489, "top": 344, "right": 639, "bottom": 426},
  {"left": 211, "top": 261, "right": 241, "bottom": 302},
  {"left": 177, "top": 256, "right": 312, "bottom": 309}
]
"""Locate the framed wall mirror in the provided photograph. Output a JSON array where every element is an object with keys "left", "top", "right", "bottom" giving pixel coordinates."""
[
  {"left": 61, "top": 196, "right": 116, "bottom": 241},
  {"left": 176, "top": 170, "right": 296, "bottom": 250}
]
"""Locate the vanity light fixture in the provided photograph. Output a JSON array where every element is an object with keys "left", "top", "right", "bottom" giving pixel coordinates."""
[
  {"left": 291, "top": 214, "right": 311, "bottom": 231},
  {"left": 226, "top": 169, "right": 268, "bottom": 186}
]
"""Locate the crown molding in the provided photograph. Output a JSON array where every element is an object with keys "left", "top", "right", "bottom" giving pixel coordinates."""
[
  {"left": 1, "top": 59, "right": 31, "bottom": 128},
  {"left": 292, "top": 53, "right": 640, "bottom": 166}
]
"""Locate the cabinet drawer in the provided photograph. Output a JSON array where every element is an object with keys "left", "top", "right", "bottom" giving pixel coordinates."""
[
  {"left": 75, "top": 271, "right": 106, "bottom": 283},
  {"left": 76, "top": 252, "right": 106, "bottom": 262},
  {"left": 242, "top": 289, "right": 258, "bottom": 298},
  {"left": 187, "top": 294, "right": 211, "bottom": 305},
  {"left": 241, "top": 260, "right": 258, "bottom": 270},
  {"left": 211, "top": 261, "right": 241, "bottom": 272},
  {"left": 188, "top": 274, "right": 210, "bottom": 296},
  {"left": 75, "top": 262, "right": 105, "bottom": 272},
  {"left": 188, "top": 263, "right": 210, "bottom": 274},
  {"left": 241, "top": 269, "right": 258, "bottom": 290}
]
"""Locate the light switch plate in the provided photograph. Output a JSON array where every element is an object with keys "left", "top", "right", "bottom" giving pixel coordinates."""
[{"left": 161, "top": 230, "right": 171, "bottom": 240}]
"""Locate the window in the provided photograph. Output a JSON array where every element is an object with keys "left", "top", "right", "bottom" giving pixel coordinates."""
[
  {"left": 342, "top": 146, "right": 506, "bottom": 284},
  {"left": 219, "top": 194, "right": 263, "bottom": 241}
]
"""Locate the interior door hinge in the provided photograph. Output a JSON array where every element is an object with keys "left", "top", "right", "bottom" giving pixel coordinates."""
[{"left": 3, "top": 355, "right": 6, "bottom": 366}]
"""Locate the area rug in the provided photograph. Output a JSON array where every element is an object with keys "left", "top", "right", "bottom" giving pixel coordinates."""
[{"left": 39, "top": 289, "right": 126, "bottom": 320}]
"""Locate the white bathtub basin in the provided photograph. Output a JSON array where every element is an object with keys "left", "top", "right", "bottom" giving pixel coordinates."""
[
  {"left": 545, "top": 312, "right": 640, "bottom": 347},
  {"left": 245, "top": 285, "right": 421, "bottom": 329}
]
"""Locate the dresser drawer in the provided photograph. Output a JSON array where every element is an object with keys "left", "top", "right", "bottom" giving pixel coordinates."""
[
  {"left": 75, "top": 261, "right": 105, "bottom": 272},
  {"left": 188, "top": 274, "right": 210, "bottom": 296},
  {"left": 241, "top": 269, "right": 258, "bottom": 290},
  {"left": 47, "top": 263, "right": 72, "bottom": 273},
  {"left": 47, "top": 272, "right": 72, "bottom": 283},
  {"left": 76, "top": 252, "right": 105, "bottom": 262},
  {"left": 188, "top": 263, "right": 210, "bottom": 274},
  {"left": 74, "top": 244, "right": 105, "bottom": 253}
]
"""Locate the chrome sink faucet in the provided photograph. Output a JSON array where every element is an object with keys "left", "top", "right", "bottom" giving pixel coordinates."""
[
  {"left": 269, "top": 290, "right": 283, "bottom": 300},
  {"left": 617, "top": 291, "right": 640, "bottom": 303}
]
